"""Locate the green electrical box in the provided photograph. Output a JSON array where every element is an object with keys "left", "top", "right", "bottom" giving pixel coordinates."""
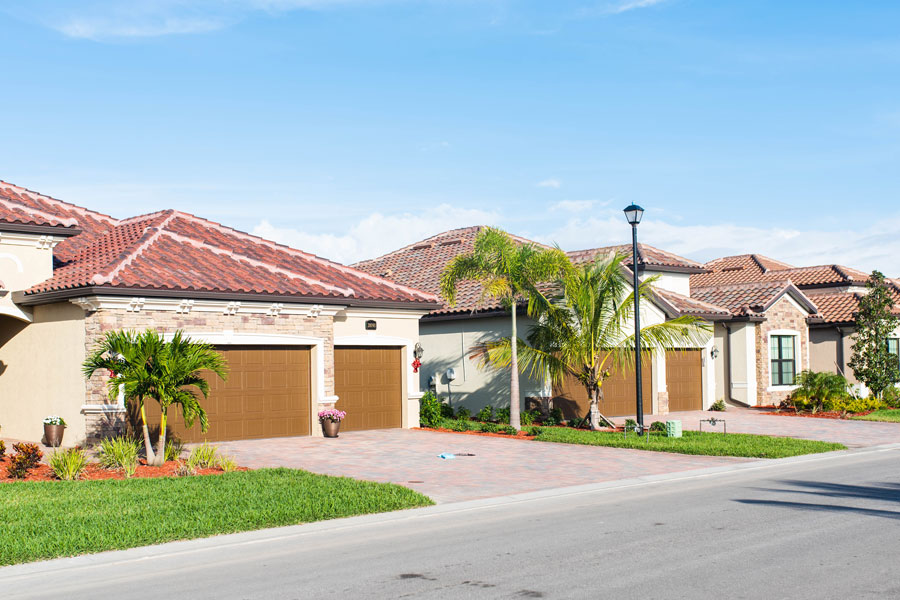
[{"left": 666, "top": 420, "right": 682, "bottom": 438}]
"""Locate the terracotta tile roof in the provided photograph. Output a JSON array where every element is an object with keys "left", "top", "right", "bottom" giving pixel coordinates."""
[
  {"left": 653, "top": 288, "right": 731, "bottom": 319},
  {"left": 354, "top": 226, "right": 550, "bottom": 315},
  {"left": 691, "top": 253, "right": 869, "bottom": 289},
  {"left": 691, "top": 280, "right": 817, "bottom": 318},
  {"left": 806, "top": 289, "right": 900, "bottom": 324},
  {"left": 567, "top": 244, "right": 707, "bottom": 273},
  {"left": 0, "top": 180, "right": 117, "bottom": 260},
  {"left": 22, "top": 209, "right": 439, "bottom": 307}
]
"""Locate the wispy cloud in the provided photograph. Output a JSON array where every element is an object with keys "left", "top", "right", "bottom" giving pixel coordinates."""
[
  {"left": 552, "top": 199, "right": 593, "bottom": 212},
  {"left": 607, "top": 0, "right": 670, "bottom": 15},
  {"left": 537, "top": 178, "right": 562, "bottom": 189}
]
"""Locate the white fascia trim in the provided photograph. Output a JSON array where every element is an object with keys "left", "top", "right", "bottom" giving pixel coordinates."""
[
  {"left": 68, "top": 295, "right": 345, "bottom": 317},
  {"left": 340, "top": 308, "right": 431, "bottom": 320},
  {"left": 0, "top": 231, "right": 68, "bottom": 249},
  {"left": 169, "top": 331, "right": 330, "bottom": 406},
  {"left": 81, "top": 404, "right": 127, "bottom": 414},
  {"left": 335, "top": 334, "right": 419, "bottom": 397},
  {"left": 0, "top": 302, "right": 33, "bottom": 323}
]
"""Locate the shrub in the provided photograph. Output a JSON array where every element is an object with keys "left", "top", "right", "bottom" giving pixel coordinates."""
[
  {"left": 0, "top": 439, "right": 5, "bottom": 460},
  {"left": 480, "top": 422, "right": 499, "bottom": 433},
  {"left": 882, "top": 386, "right": 900, "bottom": 408},
  {"left": 455, "top": 407, "right": 472, "bottom": 420},
  {"left": 165, "top": 438, "right": 185, "bottom": 462},
  {"left": 526, "top": 426, "right": 543, "bottom": 436},
  {"left": 8, "top": 443, "right": 43, "bottom": 479},
  {"left": 419, "top": 391, "right": 442, "bottom": 428},
  {"left": 649, "top": 421, "right": 666, "bottom": 432},
  {"left": 495, "top": 407, "right": 511, "bottom": 424},
  {"left": 187, "top": 443, "right": 220, "bottom": 471},
  {"left": 440, "top": 403, "right": 455, "bottom": 419},
  {"left": 475, "top": 406, "right": 494, "bottom": 422},
  {"left": 98, "top": 436, "right": 139, "bottom": 478},
  {"left": 450, "top": 418, "right": 470, "bottom": 432},
  {"left": 829, "top": 396, "right": 884, "bottom": 414},
  {"left": 624, "top": 418, "right": 638, "bottom": 431},
  {"left": 216, "top": 454, "right": 238, "bottom": 473},
  {"left": 49, "top": 448, "right": 88, "bottom": 481},
  {"left": 790, "top": 370, "right": 850, "bottom": 413},
  {"left": 520, "top": 409, "right": 540, "bottom": 426},
  {"left": 709, "top": 399, "right": 727, "bottom": 412},
  {"left": 498, "top": 425, "right": 517, "bottom": 435},
  {"left": 549, "top": 407, "right": 563, "bottom": 423}
]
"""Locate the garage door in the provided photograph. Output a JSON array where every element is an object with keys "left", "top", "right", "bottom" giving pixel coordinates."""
[
  {"left": 335, "top": 347, "right": 403, "bottom": 431},
  {"left": 666, "top": 349, "right": 702, "bottom": 412},
  {"left": 551, "top": 354, "right": 652, "bottom": 420},
  {"left": 147, "top": 346, "right": 311, "bottom": 443}
]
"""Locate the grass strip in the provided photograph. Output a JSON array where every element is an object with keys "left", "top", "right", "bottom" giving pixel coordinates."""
[
  {"left": 533, "top": 428, "right": 845, "bottom": 458},
  {"left": 850, "top": 409, "right": 900, "bottom": 423},
  {"left": 0, "top": 468, "right": 432, "bottom": 566}
]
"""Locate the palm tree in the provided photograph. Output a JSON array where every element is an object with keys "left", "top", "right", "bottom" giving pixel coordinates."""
[
  {"left": 791, "top": 370, "right": 849, "bottom": 413},
  {"left": 477, "top": 253, "right": 711, "bottom": 429},
  {"left": 83, "top": 329, "right": 228, "bottom": 466},
  {"left": 440, "top": 227, "right": 570, "bottom": 429}
]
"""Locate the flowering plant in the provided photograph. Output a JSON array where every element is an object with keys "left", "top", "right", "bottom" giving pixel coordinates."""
[
  {"left": 43, "top": 415, "right": 67, "bottom": 426},
  {"left": 318, "top": 409, "right": 347, "bottom": 423}
]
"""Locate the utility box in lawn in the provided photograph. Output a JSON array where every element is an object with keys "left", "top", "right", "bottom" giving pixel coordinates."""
[{"left": 666, "top": 420, "right": 682, "bottom": 438}]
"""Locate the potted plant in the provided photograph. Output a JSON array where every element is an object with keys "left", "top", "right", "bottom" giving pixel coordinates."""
[
  {"left": 318, "top": 409, "right": 346, "bottom": 438},
  {"left": 43, "top": 415, "right": 66, "bottom": 447}
]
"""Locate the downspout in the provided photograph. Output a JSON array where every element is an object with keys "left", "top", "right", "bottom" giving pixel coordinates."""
[{"left": 836, "top": 327, "right": 845, "bottom": 377}]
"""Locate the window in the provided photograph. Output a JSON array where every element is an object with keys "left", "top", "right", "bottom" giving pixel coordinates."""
[
  {"left": 889, "top": 338, "right": 900, "bottom": 374},
  {"left": 770, "top": 334, "right": 796, "bottom": 387}
]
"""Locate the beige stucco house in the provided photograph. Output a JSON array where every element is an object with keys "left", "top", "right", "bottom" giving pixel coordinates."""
[
  {"left": 0, "top": 180, "right": 439, "bottom": 445},
  {"left": 355, "top": 227, "right": 724, "bottom": 420}
]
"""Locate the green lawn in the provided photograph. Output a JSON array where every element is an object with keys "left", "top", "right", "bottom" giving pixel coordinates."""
[
  {"left": 850, "top": 409, "right": 900, "bottom": 423},
  {"left": 533, "top": 428, "right": 846, "bottom": 458},
  {"left": 0, "top": 468, "right": 432, "bottom": 566}
]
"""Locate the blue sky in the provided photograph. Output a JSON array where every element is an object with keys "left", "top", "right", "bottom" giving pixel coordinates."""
[{"left": 1, "top": 1, "right": 898, "bottom": 271}]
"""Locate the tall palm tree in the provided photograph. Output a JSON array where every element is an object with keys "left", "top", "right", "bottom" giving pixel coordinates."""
[
  {"left": 440, "top": 227, "right": 570, "bottom": 429},
  {"left": 478, "top": 253, "right": 711, "bottom": 429},
  {"left": 83, "top": 329, "right": 228, "bottom": 466}
]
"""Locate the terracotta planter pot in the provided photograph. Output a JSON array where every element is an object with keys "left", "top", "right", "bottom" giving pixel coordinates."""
[
  {"left": 44, "top": 423, "right": 65, "bottom": 447},
  {"left": 321, "top": 419, "right": 341, "bottom": 438}
]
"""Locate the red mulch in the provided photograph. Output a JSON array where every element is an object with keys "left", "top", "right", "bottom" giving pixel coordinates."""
[
  {"left": 415, "top": 427, "right": 536, "bottom": 439},
  {"left": 0, "top": 455, "right": 247, "bottom": 483},
  {"left": 752, "top": 407, "right": 877, "bottom": 420}
]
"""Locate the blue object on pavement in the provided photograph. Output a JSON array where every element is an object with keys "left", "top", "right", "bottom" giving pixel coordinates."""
[{"left": 438, "top": 453, "right": 456, "bottom": 459}]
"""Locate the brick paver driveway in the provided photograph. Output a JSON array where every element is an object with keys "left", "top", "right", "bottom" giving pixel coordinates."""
[
  {"left": 617, "top": 407, "right": 900, "bottom": 449},
  {"left": 216, "top": 430, "right": 748, "bottom": 504}
]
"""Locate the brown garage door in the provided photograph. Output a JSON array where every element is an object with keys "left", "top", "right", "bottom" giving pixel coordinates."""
[
  {"left": 335, "top": 347, "right": 402, "bottom": 431},
  {"left": 551, "top": 354, "right": 652, "bottom": 420},
  {"left": 666, "top": 349, "right": 702, "bottom": 412},
  {"left": 147, "top": 346, "right": 311, "bottom": 443}
]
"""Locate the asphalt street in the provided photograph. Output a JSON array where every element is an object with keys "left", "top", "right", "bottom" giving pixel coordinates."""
[{"left": 4, "top": 448, "right": 900, "bottom": 599}]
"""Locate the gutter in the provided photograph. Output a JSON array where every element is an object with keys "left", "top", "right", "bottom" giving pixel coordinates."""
[{"left": 0, "top": 223, "right": 82, "bottom": 237}]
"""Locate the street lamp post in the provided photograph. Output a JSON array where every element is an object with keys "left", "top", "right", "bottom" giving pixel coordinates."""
[{"left": 623, "top": 203, "right": 645, "bottom": 431}]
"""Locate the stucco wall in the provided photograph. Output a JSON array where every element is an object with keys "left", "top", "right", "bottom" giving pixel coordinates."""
[
  {"left": 333, "top": 308, "right": 427, "bottom": 428},
  {"left": 713, "top": 323, "right": 728, "bottom": 402},
  {"left": 727, "top": 322, "right": 758, "bottom": 406},
  {"left": 419, "top": 315, "right": 546, "bottom": 412},
  {"left": 82, "top": 307, "right": 335, "bottom": 442},
  {"left": 0, "top": 302, "right": 86, "bottom": 443},
  {"left": 0, "top": 231, "right": 62, "bottom": 321},
  {"left": 756, "top": 296, "right": 810, "bottom": 406}
]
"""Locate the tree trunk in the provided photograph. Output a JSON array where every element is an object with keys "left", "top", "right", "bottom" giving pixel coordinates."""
[
  {"left": 510, "top": 302, "right": 521, "bottom": 430},
  {"left": 588, "top": 385, "right": 601, "bottom": 430},
  {"left": 139, "top": 403, "right": 156, "bottom": 465},
  {"left": 150, "top": 409, "right": 168, "bottom": 467}
]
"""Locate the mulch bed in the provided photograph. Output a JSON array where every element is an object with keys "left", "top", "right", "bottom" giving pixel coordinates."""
[
  {"left": 753, "top": 407, "right": 876, "bottom": 420},
  {"left": 415, "top": 427, "right": 536, "bottom": 439},
  {"left": 0, "top": 456, "right": 246, "bottom": 483}
]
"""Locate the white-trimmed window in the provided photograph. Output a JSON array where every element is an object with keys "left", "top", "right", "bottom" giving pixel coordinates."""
[
  {"left": 888, "top": 338, "right": 900, "bottom": 374},
  {"left": 769, "top": 332, "right": 799, "bottom": 388}
]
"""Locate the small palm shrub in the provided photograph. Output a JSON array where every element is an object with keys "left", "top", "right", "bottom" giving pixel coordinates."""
[
  {"left": 790, "top": 371, "right": 850, "bottom": 413},
  {"left": 455, "top": 407, "right": 471, "bottom": 420},
  {"left": 709, "top": 399, "right": 727, "bottom": 412},
  {"left": 475, "top": 406, "right": 494, "bottom": 422},
  {"left": 98, "top": 436, "right": 140, "bottom": 477},
  {"left": 8, "top": 443, "right": 43, "bottom": 479},
  {"left": 495, "top": 407, "right": 511, "bottom": 424},
  {"left": 49, "top": 448, "right": 88, "bottom": 481},
  {"left": 419, "top": 391, "right": 442, "bottom": 428},
  {"left": 187, "top": 443, "right": 219, "bottom": 471}
]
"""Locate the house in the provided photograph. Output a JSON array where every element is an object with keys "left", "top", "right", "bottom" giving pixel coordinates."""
[
  {"left": 354, "top": 227, "right": 722, "bottom": 419},
  {"left": 0, "top": 180, "right": 440, "bottom": 445},
  {"left": 692, "top": 254, "right": 900, "bottom": 402}
]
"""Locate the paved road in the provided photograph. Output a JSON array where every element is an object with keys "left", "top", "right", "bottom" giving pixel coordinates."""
[{"left": 5, "top": 448, "right": 900, "bottom": 599}]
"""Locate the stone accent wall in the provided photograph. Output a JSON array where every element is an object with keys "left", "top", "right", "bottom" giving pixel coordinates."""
[
  {"left": 755, "top": 296, "right": 810, "bottom": 406},
  {"left": 82, "top": 309, "right": 334, "bottom": 442}
]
